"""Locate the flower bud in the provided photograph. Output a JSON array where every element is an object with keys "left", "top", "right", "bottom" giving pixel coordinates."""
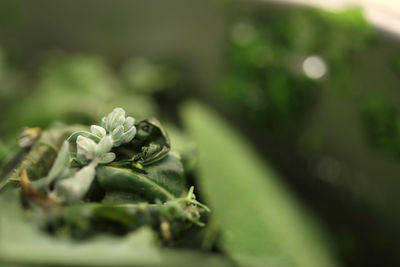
[
  {"left": 90, "top": 125, "right": 106, "bottom": 138},
  {"left": 102, "top": 108, "right": 136, "bottom": 147}
]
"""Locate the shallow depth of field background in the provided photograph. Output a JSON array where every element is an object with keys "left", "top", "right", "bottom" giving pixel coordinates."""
[{"left": 1, "top": 0, "right": 400, "bottom": 266}]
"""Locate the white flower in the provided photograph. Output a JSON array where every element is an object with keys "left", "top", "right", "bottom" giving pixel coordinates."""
[
  {"left": 90, "top": 125, "right": 106, "bottom": 138},
  {"left": 69, "top": 108, "right": 136, "bottom": 166},
  {"left": 101, "top": 108, "right": 136, "bottom": 146},
  {"left": 101, "top": 108, "right": 126, "bottom": 133},
  {"left": 76, "top": 135, "right": 115, "bottom": 165}
]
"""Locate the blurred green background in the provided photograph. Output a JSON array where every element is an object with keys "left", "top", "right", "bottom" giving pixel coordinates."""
[{"left": 1, "top": 0, "right": 400, "bottom": 266}]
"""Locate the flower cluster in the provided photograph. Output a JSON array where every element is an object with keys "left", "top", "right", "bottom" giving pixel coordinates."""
[
  {"left": 25, "top": 108, "right": 139, "bottom": 204},
  {"left": 101, "top": 108, "right": 136, "bottom": 147},
  {"left": 75, "top": 108, "right": 136, "bottom": 165},
  {"left": 76, "top": 135, "right": 115, "bottom": 164}
]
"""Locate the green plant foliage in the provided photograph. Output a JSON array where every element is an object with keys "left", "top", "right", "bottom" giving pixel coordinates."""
[
  {"left": 0, "top": 192, "right": 232, "bottom": 267},
  {"left": 122, "top": 58, "right": 183, "bottom": 94},
  {"left": 0, "top": 138, "right": 17, "bottom": 172},
  {"left": 0, "top": 125, "right": 83, "bottom": 191},
  {"left": 165, "top": 125, "right": 198, "bottom": 174},
  {"left": 0, "top": 107, "right": 210, "bottom": 261},
  {"left": 182, "top": 102, "right": 339, "bottom": 267},
  {"left": 126, "top": 118, "right": 171, "bottom": 166},
  {"left": 97, "top": 154, "right": 184, "bottom": 203},
  {"left": 54, "top": 162, "right": 97, "bottom": 204},
  {"left": 362, "top": 96, "right": 400, "bottom": 158},
  {"left": 219, "top": 8, "right": 372, "bottom": 131},
  {"left": 0, "top": 54, "right": 156, "bottom": 135}
]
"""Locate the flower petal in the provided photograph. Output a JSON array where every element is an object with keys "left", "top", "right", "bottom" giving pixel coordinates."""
[
  {"left": 98, "top": 152, "right": 116, "bottom": 164},
  {"left": 90, "top": 125, "right": 106, "bottom": 138},
  {"left": 123, "top": 116, "right": 135, "bottom": 131},
  {"left": 96, "top": 135, "right": 113, "bottom": 155},
  {"left": 106, "top": 108, "right": 125, "bottom": 131},
  {"left": 111, "top": 125, "right": 124, "bottom": 142},
  {"left": 120, "top": 126, "right": 136, "bottom": 144},
  {"left": 76, "top": 135, "right": 97, "bottom": 160}
]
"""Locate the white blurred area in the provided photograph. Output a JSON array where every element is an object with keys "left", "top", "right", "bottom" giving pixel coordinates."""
[
  {"left": 302, "top": 55, "right": 327, "bottom": 80},
  {"left": 265, "top": 0, "right": 400, "bottom": 37}
]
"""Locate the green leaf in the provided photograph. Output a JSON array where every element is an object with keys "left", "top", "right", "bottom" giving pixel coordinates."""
[
  {"left": 97, "top": 153, "right": 184, "bottom": 203},
  {"left": 182, "top": 102, "right": 339, "bottom": 267},
  {"left": 114, "top": 118, "right": 171, "bottom": 166},
  {"left": 45, "top": 140, "right": 71, "bottom": 185},
  {"left": 0, "top": 125, "right": 84, "bottom": 192},
  {"left": 44, "top": 200, "right": 207, "bottom": 239},
  {"left": 54, "top": 162, "right": 97, "bottom": 203},
  {"left": 0, "top": 192, "right": 232, "bottom": 267},
  {"left": 165, "top": 124, "right": 198, "bottom": 174}
]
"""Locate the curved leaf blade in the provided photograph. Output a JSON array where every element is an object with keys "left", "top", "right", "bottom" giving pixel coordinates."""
[
  {"left": 182, "top": 102, "right": 339, "bottom": 267},
  {"left": 46, "top": 141, "right": 71, "bottom": 184},
  {"left": 97, "top": 153, "right": 184, "bottom": 203},
  {"left": 114, "top": 118, "right": 171, "bottom": 166},
  {"left": 54, "top": 162, "right": 96, "bottom": 203}
]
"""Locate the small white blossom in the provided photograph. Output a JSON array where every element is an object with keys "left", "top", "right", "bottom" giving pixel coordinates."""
[
  {"left": 101, "top": 108, "right": 126, "bottom": 133},
  {"left": 90, "top": 125, "right": 106, "bottom": 138},
  {"left": 76, "top": 135, "right": 115, "bottom": 165},
  {"left": 69, "top": 108, "right": 135, "bottom": 166},
  {"left": 102, "top": 108, "right": 136, "bottom": 146}
]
